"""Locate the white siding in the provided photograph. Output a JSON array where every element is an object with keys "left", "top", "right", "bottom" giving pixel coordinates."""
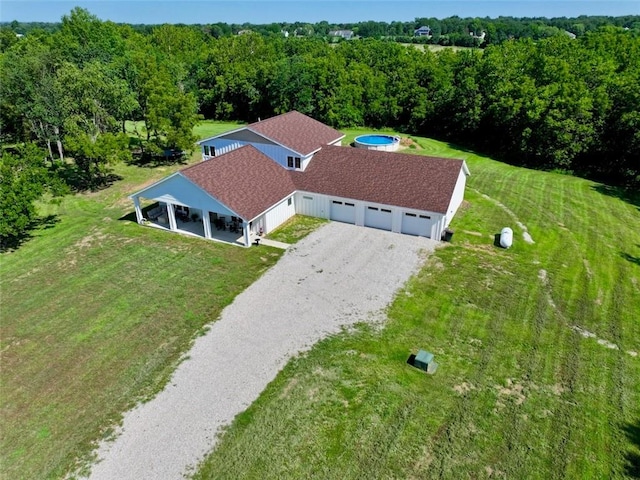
[
  {"left": 444, "top": 165, "right": 469, "bottom": 227},
  {"left": 263, "top": 195, "right": 296, "bottom": 233},
  {"left": 294, "top": 192, "right": 449, "bottom": 239},
  {"left": 295, "top": 192, "right": 330, "bottom": 219},
  {"left": 433, "top": 216, "right": 447, "bottom": 240}
]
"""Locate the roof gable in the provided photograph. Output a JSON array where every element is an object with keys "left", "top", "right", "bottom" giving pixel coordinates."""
[
  {"left": 132, "top": 174, "right": 237, "bottom": 217},
  {"left": 219, "top": 129, "right": 278, "bottom": 145},
  {"left": 293, "top": 146, "right": 465, "bottom": 214},
  {"left": 248, "top": 111, "right": 344, "bottom": 156},
  {"left": 181, "top": 145, "right": 296, "bottom": 220}
]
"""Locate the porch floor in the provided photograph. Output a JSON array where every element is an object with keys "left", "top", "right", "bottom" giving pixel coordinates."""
[{"left": 148, "top": 219, "right": 248, "bottom": 247}]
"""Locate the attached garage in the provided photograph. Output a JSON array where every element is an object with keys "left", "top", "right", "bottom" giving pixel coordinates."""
[
  {"left": 401, "top": 212, "right": 435, "bottom": 237},
  {"left": 134, "top": 112, "right": 470, "bottom": 246},
  {"left": 330, "top": 200, "right": 356, "bottom": 224},
  {"left": 364, "top": 206, "right": 393, "bottom": 231}
]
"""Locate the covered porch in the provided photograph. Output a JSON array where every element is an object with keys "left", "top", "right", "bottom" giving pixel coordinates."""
[{"left": 132, "top": 197, "right": 253, "bottom": 247}]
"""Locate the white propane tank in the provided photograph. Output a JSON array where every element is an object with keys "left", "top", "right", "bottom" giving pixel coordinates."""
[{"left": 500, "top": 227, "right": 513, "bottom": 248}]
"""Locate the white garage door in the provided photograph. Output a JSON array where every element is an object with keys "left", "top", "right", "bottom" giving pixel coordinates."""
[
  {"left": 330, "top": 200, "right": 356, "bottom": 224},
  {"left": 401, "top": 212, "right": 434, "bottom": 237},
  {"left": 364, "top": 206, "right": 393, "bottom": 231}
]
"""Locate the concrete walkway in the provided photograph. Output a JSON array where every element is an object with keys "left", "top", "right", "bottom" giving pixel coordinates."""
[
  {"left": 256, "top": 237, "right": 290, "bottom": 249},
  {"left": 85, "top": 222, "right": 436, "bottom": 479}
]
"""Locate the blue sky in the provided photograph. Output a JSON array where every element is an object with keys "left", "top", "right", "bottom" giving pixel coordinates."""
[{"left": 1, "top": 1, "right": 638, "bottom": 24}]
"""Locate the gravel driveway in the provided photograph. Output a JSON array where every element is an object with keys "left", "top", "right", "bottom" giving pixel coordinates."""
[{"left": 86, "top": 222, "right": 437, "bottom": 479}]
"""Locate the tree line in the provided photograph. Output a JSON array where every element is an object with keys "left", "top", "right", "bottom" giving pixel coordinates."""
[
  {"left": 3, "top": 13, "right": 640, "bottom": 47},
  {"left": 1, "top": 8, "right": 638, "bottom": 248}
]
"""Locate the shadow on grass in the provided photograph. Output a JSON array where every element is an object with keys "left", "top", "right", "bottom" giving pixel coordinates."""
[
  {"left": 55, "top": 163, "right": 123, "bottom": 192},
  {"left": 119, "top": 211, "right": 138, "bottom": 223},
  {"left": 118, "top": 202, "right": 161, "bottom": 223},
  {"left": 0, "top": 214, "right": 59, "bottom": 253},
  {"left": 126, "top": 152, "right": 189, "bottom": 169},
  {"left": 621, "top": 250, "right": 640, "bottom": 267},
  {"left": 623, "top": 420, "right": 640, "bottom": 478},
  {"left": 592, "top": 184, "right": 640, "bottom": 211},
  {"left": 406, "top": 353, "right": 417, "bottom": 367},
  {"left": 494, "top": 233, "right": 502, "bottom": 247},
  {"left": 443, "top": 140, "right": 481, "bottom": 156}
]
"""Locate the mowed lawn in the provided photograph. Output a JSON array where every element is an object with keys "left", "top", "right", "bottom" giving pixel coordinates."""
[
  {"left": 193, "top": 133, "right": 640, "bottom": 479},
  {"left": 2, "top": 122, "right": 639, "bottom": 479},
  {"left": 0, "top": 122, "right": 286, "bottom": 479}
]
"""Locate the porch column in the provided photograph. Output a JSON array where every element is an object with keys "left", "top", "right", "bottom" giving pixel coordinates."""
[
  {"left": 243, "top": 221, "right": 250, "bottom": 247},
  {"left": 166, "top": 202, "right": 177, "bottom": 231},
  {"left": 203, "top": 210, "right": 212, "bottom": 239},
  {"left": 133, "top": 196, "right": 143, "bottom": 224}
]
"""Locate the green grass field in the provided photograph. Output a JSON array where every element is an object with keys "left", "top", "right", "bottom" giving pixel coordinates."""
[
  {"left": 0, "top": 122, "right": 284, "bottom": 479},
  {"left": 125, "top": 119, "right": 244, "bottom": 145},
  {"left": 265, "top": 215, "right": 328, "bottom": 244},
  {"left": 192, "top": 131, "right": 640, "bottom": 479},
  {"left": 2, "top": 123, "right": 639, "bottom": 479}
]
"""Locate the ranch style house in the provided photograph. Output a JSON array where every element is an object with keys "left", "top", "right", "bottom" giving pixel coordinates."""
[{"left": 130, "top": 111, "right": 470, "bottom": 247}]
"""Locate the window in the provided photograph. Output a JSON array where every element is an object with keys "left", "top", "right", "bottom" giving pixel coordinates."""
[
  {"left": 405, "top": 213, "right": 416, "bottom": 217},
  {"left": 345, "top": 202, "right": 355, "bottom": 207},
  {"left": 303, "top": 196, "right": 313, "bottom": 200},
  {"left": 368, "top": 206, "right": 379, "bottom": 211},
  {"left": 287, "top": 197, "right": 292, "bottom": 206},
  {"left": 203, "top": 145, "right": 210, "bottom": 156},
  {"left": 210, "top": 146, "right": 215, "bottom": 157},
  {"left": 332, "top": 200, "right": 343, "bottom": 205},
  {"left": 381, "top": 208, "right": 392, "bottom": 213},
  {"left": 288, "top": 156, "right": 301, "bottom": 169},
  {"left": 419, "top": 215, "right": 431, "bottom": 219},
  {"left": 175, "top": 205, "right": 189, "bottom": 219}
]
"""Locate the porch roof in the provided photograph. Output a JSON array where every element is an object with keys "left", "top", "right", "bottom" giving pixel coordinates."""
[{"left": 130, "top": 173, "right": 238, "bottom": 218}]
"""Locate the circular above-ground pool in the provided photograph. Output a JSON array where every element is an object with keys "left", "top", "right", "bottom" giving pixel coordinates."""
[{"left": 354, "top": 134, "right": 401, "bottom": 152}]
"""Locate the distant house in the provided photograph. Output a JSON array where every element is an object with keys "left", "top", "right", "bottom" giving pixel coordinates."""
[
  {"left": 564, "top": 30, "right": 577, "bottom": 39},
  {"left": 470, "top": 31, "right": 486, "bottom": 43},
  {"left": 293, "top": 26, "right": 313, "bottom": 37},
  {"left": 414, "top": 26, "right": 431, "bottom": 37},
  {"left": 130, "top": 111, "right": 469, "bottom": 247},
  {"left": 329, "top": 30, "right": 354, "bottom": 40}
]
